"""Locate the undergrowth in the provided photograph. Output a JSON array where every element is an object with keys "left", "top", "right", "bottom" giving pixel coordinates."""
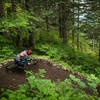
[
  {"left": 36, "top": 43, "right": 100, "bottom": 77},
  {"left": 0, "top": 69, "right": 99, "bottom": 100}
]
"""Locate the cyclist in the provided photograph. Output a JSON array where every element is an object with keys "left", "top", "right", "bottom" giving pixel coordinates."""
[{"left": 14, "top": 50, "right": 32, "bottom": 67}]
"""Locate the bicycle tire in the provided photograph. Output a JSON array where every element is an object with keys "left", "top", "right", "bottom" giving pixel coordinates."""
[
  {"left": 5, "top": 62, "right": 16, "bottom": 70},
  {"left": 31, "top": 60, "right": 38, "bottom": 65}
]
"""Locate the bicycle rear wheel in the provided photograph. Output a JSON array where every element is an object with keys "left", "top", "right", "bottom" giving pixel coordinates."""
[{"left": 5, "top": 62, "right": 17, "bottom": 70}]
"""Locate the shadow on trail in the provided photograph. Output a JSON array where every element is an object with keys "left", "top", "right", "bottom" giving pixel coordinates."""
[{"left": 8, "top": 68, "right": 26, "bottom": 74}]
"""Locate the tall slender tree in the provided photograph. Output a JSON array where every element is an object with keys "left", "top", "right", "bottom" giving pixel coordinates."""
[
  {"left": 59, "top": 0, "right": 69, "bottom": 46},
  {"left": 0, "top": 0, "right": 4, "bottom": 18},
  {"left": 11, "top": 0, "right": 16, "bottom": 12},
  {"left": 76, "top": 0, "right": 80, "bottom": 50},
  {"left": 72, "top": 0, "right": 75, "bottom": 46}
]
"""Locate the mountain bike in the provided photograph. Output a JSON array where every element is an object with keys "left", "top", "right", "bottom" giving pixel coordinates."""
[{"left": 5, "top": 58, "right": 38, "bottom": 72}]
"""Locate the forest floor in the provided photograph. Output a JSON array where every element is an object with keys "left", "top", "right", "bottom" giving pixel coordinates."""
[{"left": 0, "top": 57, "right": 95, "bottom": 96}]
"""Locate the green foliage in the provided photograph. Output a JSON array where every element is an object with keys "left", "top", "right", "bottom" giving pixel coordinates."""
[
  {"left": 4, "top": 3, "right": 12, "bottom": 9},
  {"left": 36, "top": 43, "right": 100, "bottom": 76},
  {"left": 36, "top": 28, "right": 62, "bottom": 44},
  {"left": 0, "top": 11, "right": 42, "bottom": 41},
  {"left": 69, "top": 51, "right": 100, "bottom": 75},
  {"left": 69, "top": 74, "right": 87, "bottom": 88},
  {"left": 35, "top": 69, "right": 46, "bottom": 78},
  {"left": 85, "top": 74, "right": 100, "bottom": 93},
  {"left": 1, "top": 70, "right": 58, "bottom": 100},
  {"left": 0, "top": 35, "right": 12, "bottom": 43},
  {"left": 0, "top": 0, "right": 99, "bottom": 99},
  {"left": 0, "top": 45, "right": 15, "bottom": 54},
  {"left": 0, "top": 11, "right": 30, "bottom": 34},
  {"left": 0, "top": 45, "right": 16, "bottom": 62},
  {"left": 0, "top": 35, "right": 18, "bottom": 62},
  {"left": 20, "top": 70, "right": 58, "bottom": 100},
  {"left": 0, "top": 70, "right": 99, "bottom": 100}
]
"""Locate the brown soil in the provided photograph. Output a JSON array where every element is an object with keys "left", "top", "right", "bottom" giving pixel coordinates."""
[{"left": 0, "top": 57, "right": 95, "bottom": 96}]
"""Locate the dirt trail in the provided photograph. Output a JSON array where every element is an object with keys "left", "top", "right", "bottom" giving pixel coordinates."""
[{"left": 0, "top": 57, "right": 94, "bottom": 95}]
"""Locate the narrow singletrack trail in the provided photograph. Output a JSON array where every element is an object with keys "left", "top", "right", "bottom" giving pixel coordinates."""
[{"left": 0, "top": 57, "right": 94, "bottom": 96}]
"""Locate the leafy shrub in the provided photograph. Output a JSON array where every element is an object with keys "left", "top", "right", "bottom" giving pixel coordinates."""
[
  {"left": 0, "top": 70, "right": 58, "bottom": 100},
  {"left": 69, "top": 74, "right": 87, "bottom": 88},
  {"left": 36, "top": 43, "right": 100, "bottom": 77},
  {"left": 37, "top": 28, "right": 63, "bottom": 44},
  {"left": 0, "top": 70, "right": 99, "bottom": 100},
  {"left": 0, "top": 11, "right": 31, "bottom": 33},
  {"left": 0, "top": 35, "right": 12, "bottom": 43}
]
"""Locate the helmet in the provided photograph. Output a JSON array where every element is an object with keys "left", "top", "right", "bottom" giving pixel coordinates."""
[{"left": 27, "top": 50, "right": 32, "bottom": 55}]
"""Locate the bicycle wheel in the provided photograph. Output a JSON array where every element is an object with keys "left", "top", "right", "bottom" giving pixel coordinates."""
[
  {"left": 30, "top": 59, "right": 38, "bottom": 65},
  {"left": 5, "top": 62, "right": 17, "bottom": 70}
]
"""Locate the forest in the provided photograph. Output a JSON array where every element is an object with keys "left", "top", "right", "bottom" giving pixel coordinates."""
[{"left": 0, "top": 0, "right": 100, "bottom": 100}]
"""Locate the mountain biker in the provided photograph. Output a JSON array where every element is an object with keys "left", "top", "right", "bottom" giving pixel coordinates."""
[{"left": 14, "top": 50, "right": 32, "bottom": 67}]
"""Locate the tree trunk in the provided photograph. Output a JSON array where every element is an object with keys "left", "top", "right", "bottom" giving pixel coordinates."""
[
  {"left": 0, "top": 0, "right": 4, "bottom": 18},
  {"left": 80, "top": 42, "right": 83, "bottom": 52},
  {"left": 77, "top": 0, "right": 80, "bottom": 50},
  {"left": 17, "top": 34, "right": 23, "bottom": 46},
  {"left": 46, "top": 16, "right": 49, "bottom": 32},
  {"left": 7, "top": 7, "right": 11, "bottom": 16},
  {"left": 11, "top": 0, "right": 16, "bottom": 12},
  {"left": 96, "top": 84, "right": 100, "bottom": 97},
  {"left": 62, "top": 0, "right": 68, "bottom": 46},
  {"left": 92, "top": 39, "right": 94, "bottom": 51},
  {"left": 16, "top": 28, "right": 23, "bottom": 47},
  {"left": 98, "top": 40, "right": 100, "bottom": 62},
  {"left": 45, "top": 0, "right": 49, "bottom": 32},
  {"left": 59, "top": 0, "right": 69, "bottom": 46},
  {"left": 59, "top": 2, "right": 63, "bottom": 38},
  {"left": 25, "top": 0, "right": 30, "bottom": 10},
  {"left": 72, "top": 0, "right": 75, "bottom": 46},
  {"left": 29, "top": 32, "right": 35, "bottom": 49}
]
